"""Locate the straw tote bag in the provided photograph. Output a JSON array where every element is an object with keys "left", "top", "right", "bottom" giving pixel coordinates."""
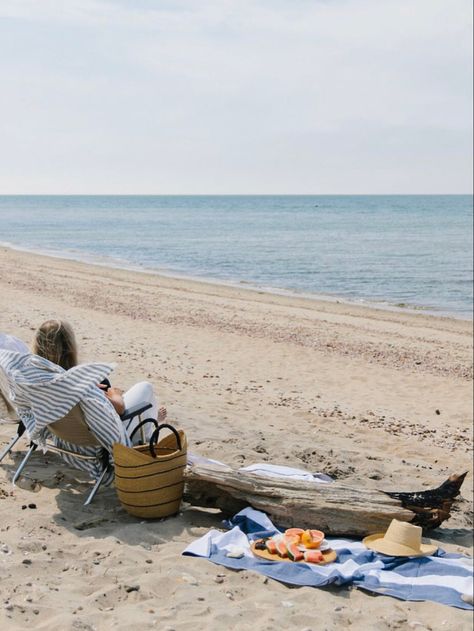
[{"left": 113, "top": 422, "right": 187, "bottom": 519}]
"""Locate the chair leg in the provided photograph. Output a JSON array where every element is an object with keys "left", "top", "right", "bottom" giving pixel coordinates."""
[
  {"left": 0, "top": 421, "right": 26, "bottom": 463},
  {"left": 83, "top": 465, "right": 111, "bottom": 506},
  {"left": 12, "top": 443, "right": 37, "bottom": 484},
  {"left": 0, "top": 433, "right": 22, "bottom": 463}
]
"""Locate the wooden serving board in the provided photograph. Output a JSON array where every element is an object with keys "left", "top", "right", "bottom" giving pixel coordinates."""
[{"left": 250, "top": 542, "right": 337, "bottom": 565}]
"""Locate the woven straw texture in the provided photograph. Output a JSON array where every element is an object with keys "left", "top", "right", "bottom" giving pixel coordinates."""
[{"left": 114, "top": 429, "right": 187, "bottom": 519}]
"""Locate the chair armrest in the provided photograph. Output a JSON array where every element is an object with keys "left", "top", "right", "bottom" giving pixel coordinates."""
[{"left": 120, "top": 402, "right": 153, "bottom": 421}]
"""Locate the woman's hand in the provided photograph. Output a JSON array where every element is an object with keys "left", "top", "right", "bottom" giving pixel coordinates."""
[{"left": 98, "top": 384, "right": 126, "bottom": 416}]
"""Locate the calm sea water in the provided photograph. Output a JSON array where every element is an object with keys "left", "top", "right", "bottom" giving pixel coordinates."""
[{"left": 0, "top": 195, "right": 472, "bottom": 317}]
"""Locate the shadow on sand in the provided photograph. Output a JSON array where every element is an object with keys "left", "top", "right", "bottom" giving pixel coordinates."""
[
  {"left": 3, "top": 444, "right": 472, "bottom": 551},
  {"left": 2, "top": 446, "right": 223, "bottom": 548}
]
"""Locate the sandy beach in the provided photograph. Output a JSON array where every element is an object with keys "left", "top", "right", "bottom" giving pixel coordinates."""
[{"left": 0, "top": 245, "right": 472, "bottom": 631}]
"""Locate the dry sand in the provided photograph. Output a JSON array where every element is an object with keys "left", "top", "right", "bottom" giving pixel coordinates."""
[{"left": 0, "top": 246, "right": 472, "bottom": 631}]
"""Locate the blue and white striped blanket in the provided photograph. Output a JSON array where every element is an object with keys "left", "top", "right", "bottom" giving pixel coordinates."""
[
  {"left": 183, "top": 507, "right": 474, "bottom": 610},
  {"left": 0, "top": 350, "right": 129, "bottom": 483}
]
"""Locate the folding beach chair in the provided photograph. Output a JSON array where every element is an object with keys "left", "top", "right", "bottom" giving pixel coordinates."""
[
  {"left": 10, "top": 401, "right": 152, "bottom": 505},
  {"left": 0, "top": 350, "right": 154, "bottom": 505}
]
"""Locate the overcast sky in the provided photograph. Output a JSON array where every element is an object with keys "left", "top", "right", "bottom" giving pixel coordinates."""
[{"left": 0, "top": 0, "right": 472, "bottom": 194}]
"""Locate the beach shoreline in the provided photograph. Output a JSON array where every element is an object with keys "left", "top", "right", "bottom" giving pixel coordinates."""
[
  {"left": 0, "top": 246, "right": 472, "bottom": 630},
  {"left": 1, "top": 241, "right": 472, "bottom": 322}
]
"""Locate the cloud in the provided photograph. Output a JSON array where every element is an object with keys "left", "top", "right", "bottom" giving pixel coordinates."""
[{"left": 0, "top": 0, "right": 472, "bottom": 192}]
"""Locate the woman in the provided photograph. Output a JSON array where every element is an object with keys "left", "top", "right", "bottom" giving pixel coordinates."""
[{"left": 32, "top": 319, "right": 165, "bottom": 442}]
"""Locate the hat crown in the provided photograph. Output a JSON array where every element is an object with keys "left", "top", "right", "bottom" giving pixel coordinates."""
[
  {"left": 384, "top": 520, "right": 422, "bottom": 551},
  {"left": 363, "top": 518, "right": 437, "bottom": 557}
]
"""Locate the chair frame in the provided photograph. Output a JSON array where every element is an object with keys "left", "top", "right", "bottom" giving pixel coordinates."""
[
  {"left": 1, "top": 402, "right": 153, "bottom": 505},
  {"left": 0, "top": 420, "right": 26, "bottom": 463}
]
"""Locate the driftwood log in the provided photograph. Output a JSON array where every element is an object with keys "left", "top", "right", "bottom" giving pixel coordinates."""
[{"left": 183, "top": 462, "right": 467, "bottom": 536}]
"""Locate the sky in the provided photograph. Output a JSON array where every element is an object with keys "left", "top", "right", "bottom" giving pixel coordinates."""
[{"left": 0, "top": 0, "right": 472, "bottom": 194}]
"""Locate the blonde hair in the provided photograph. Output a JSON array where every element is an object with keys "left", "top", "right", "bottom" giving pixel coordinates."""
[{"left": 32, "top": 320, "right": 78, "bottom": 370}]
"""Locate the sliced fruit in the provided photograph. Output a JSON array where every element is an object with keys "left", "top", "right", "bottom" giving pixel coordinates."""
[
  {"left": 284, "top": 528, "right": 304, "bottom": 541},
  {"left": 265, "top": 539, "right": 277, "bottom": 555},
  {"left": 301, "top": 529, "right": 325, "bottom": 549},
  {"left": 254, "top": 538, "right": 267, "bottom": 551},
  {"left": 304, "top": 549, "right": 324, "bottom": 564},
  {"left": 287, "top": 542, "right": 304, "bottom": 562},
  {"left": 275, "top": 540, "right": 288, "bottom": 558}
]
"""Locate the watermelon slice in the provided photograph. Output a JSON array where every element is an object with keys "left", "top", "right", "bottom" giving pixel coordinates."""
[
  {"left": 287, "top": 542, "right": 304, "bottom": 562},
  {"left": 265, "top": 539, "right": 277, "bottom": 555},
  {"left": 304, "top": 549, "right": 324, "bottom": 564},
  {"left": 275, "top": 540, "right": 288, "bottom": 558}
]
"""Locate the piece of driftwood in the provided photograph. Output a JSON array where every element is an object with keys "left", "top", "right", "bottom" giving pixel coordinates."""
[
  {"left": 384, "top": 472, "right": 468, "bottom": 530},
  {"left": 183, "top": 463, "right": 467, "bottom": 536}
]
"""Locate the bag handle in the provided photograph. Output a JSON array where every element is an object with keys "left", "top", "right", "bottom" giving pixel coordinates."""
[
  {"left": 149, "top": 423, "right": 182, "bottom": 458},
  {"left": 129, "top": 418, "right": 158, "bottom": 444}
]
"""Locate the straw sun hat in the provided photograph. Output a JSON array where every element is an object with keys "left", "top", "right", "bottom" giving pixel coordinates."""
[{"left": 363, "top": 519, "right": 438, "bottom": 557}]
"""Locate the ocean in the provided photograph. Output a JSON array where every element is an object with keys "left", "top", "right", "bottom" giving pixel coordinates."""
[{"left": 0, "top": 195, "right": 472, "bottom": 318}]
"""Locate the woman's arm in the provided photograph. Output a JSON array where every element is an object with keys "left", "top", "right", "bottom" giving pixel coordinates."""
[{"left": 98, "top": 384, "right": 125, "bottom": 416}]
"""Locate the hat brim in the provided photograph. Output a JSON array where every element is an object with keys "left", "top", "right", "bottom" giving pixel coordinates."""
[{"left": 363, "top": 533, "right": 438, "bottom": 557}]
